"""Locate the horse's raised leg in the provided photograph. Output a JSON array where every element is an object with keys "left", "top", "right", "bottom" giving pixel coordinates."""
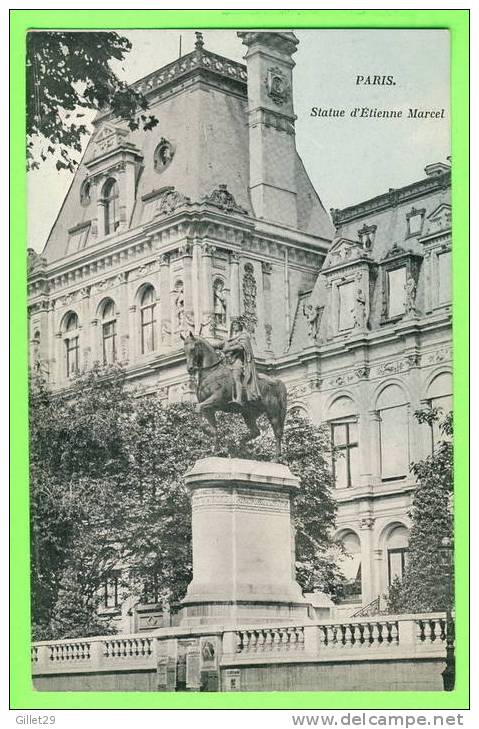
[{"left": 241, "top": 408, "right": 261, "bottom": 444}]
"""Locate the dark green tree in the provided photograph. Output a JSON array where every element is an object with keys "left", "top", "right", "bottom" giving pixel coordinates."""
[
  {"left": 29, "top": 367, "right": 343, "bottom": 639},
  {"left": 386, "top": 408, "right": 453, "bottom": 614},
  {"left": 27, "top": 31, "right": 158, "bottom": 171}
]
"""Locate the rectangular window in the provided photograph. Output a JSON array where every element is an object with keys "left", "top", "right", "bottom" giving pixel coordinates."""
[
  {"left": 102, "top": 571, "right": 120, "bottom": 608},
  {"left": 388, "top": 548, "right": 409, "bottom": 585},
  {"left": 66, "top": 225, "right": 90, "bottom": 254},
  {"left": 338, "top": 282, "right": 355, "bottom": 331},
  {"left": 102, "top": 321, "right": 117, "bottom": 364},
  {"left": 65, "top": 337, "right": 79, "bottom": 377},
  {"left": 387, "top": 267, "right": 406, "bottom": 318},
  {"left": 379, "top": 405, "right": 408, "bottom": 480},
  {"left": 331, "top": 421, "right": 359, "bottom": 489},
  {"left": 438, "top": 251, "right": 452, "bottom": 304},
  {"left": 141, "top": 307, "right": 156, "bottom": 354}
]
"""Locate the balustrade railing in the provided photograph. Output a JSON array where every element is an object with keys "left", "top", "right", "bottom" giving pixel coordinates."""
[
  {"left": 31, "top": 613, "right": 451, "bottom": 676},
  {"left": 236, "top": 626, "right": 305, "bottom": 654}
]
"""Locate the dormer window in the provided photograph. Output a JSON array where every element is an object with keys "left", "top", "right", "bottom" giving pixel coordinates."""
[
  {"left": 380, "top": 245, "right": 422, "bottom": 323},
  {"left": 80, "top": 179, "right": 91, "bottom": 207},
  {"left": 357, "top": 223, "right": 377, "bottom": 250},
  {"left": 406, "top": 207, "right": 426, "bottom": 237},
  {"left": 338, "top": 281, "right": 355, "bottom": 330},
  {"left": 102, "top": 178, "right": 120, "bottom": 235},
  {"left": 386, "top": 267, "right": 407, "bottom": 318}
]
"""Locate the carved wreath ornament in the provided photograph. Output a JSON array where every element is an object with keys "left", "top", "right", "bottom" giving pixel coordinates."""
[{"left": 266, "top": 67, "right": 290, "bottom": 106}]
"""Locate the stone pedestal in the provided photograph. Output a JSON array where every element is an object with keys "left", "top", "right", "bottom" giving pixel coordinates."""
[{"left": 180, "top": 457, "right": 310, "bottom": 625}]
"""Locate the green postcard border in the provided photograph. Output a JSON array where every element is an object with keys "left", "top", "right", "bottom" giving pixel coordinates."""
[{"left": 10, "top": 8, "right": 469, "bottom": 711}]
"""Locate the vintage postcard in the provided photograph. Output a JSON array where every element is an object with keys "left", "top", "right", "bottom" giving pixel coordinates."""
[{"left": 10, "top": 10, "right": 469, "bottom": 713}]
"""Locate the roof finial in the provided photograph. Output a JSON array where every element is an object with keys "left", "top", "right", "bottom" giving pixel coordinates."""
[{"left": 195, "top": 31, "right": 204, "bottom": 50}]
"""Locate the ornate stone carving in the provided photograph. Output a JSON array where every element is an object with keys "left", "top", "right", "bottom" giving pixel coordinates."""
[
  {"left": 261, "top": 261, "right": 273, "bottom": 275},
  {"left": 154, "top": 188, "right": 191, "bottom": 217},
  {"left": 424, "top": 347, "right": 452, "bottom": 364},
  {"left": 265, "top": 67, "right": 290, "bottom": 106},
  {"left": 355, "top": 366, "right": 370, "bottom": 380},
  {"left": 202, "top": 184, "right": 248, "bottom": 215},
  {"left": 359, "top": 517, "right": 375, "bottom": 530},
  {"left": 242, "top": 262, "right": 257, "bottom": 333},
  {"left": 154, "top": 138, "right": 175, "bottom": 172},
  {"left": 27, "top": 248, "right": 47, "bottom": 275}
]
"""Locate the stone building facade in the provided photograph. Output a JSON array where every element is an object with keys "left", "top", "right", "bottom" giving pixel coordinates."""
[{"left": 27, "top": 31, "right": 452, "bottom": 621}]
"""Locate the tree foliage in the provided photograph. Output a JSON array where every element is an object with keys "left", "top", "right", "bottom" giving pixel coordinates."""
[
  {"left": 27, "top": 32, "right": 158, "bottom": 171},
  {"left": 30, "top": 367, "right": 343, "bottom": 640},
  {"left": 386, "top": 408, "right": 454, "bottom": 614}
]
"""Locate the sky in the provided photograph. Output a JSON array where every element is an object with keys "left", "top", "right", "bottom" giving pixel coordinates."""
[{"left": 27, "top": 29, "right": 450, "bottom": 252}]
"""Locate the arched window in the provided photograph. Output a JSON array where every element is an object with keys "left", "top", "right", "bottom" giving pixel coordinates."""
[
  {"left": 427, "top": 372, "right": 453, "bottom": 450},
  {"left": 102, "top": 179, "right": 120, "bottom": 235},
  {"left": 80, "top": 179, "right": 91, "bottom": 207},
  {"left": 338, "top": 531, "right": 362, "bottom": 602},
  {"left": 328, "top": 396, "right": 359, "bottom": 489},
  {"left": 140, "top": 286, "right": 156, "bottom": 354},
  {"left": 376, "top": 384, "right": 409, "bottom": 481},
  {"left": 101, "top": 299, "right": 117, "bottom": 364},
  {"left": 386, "top": 525, "right": 409, "bottom": 585},
  {"left": 63, "top": 312, "right": 80, "bottom": 377}
]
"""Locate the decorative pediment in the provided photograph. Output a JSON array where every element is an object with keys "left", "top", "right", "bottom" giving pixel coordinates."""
[
  {"left": 202, "top": 184, "right": 248, "bottom": 215},
  {"left": 323, "top": 237, "right": 371, "bottom": 270},
  {"left": 93, "top": 124, "right": 130, "bottom": 156},
  {"left": 423, "top": 203, "right": 452, "bottom": 236}
]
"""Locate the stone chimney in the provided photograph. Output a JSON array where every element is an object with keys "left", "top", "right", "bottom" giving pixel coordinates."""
[{"left": 238, "top": 31, "right": 300, "bottom": 227}]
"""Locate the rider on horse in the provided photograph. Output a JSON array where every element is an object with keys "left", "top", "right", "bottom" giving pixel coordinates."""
[{"left": 214, "top": 319, "right": 261, "bottom": 406}]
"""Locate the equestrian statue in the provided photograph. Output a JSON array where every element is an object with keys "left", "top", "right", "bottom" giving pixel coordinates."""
[{"left": 181, "top": 319, "right": 287, "bottom": 457}]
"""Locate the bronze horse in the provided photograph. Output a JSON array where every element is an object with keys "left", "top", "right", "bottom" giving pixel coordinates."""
[{"left": 181, "top": 332, "right": 287, "bottom": 457}]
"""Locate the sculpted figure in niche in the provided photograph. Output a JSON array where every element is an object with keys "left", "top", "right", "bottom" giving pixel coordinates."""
[
  {"left": 174, "top": 281, "right": 185, "bottom": 328},
  {"left": 303, "top": 303, "right": 322, "bottom": 340},
  {"left": 213, "top": 279, "right": 227, "bottom": 326},
  {"left": 353, "top": 288, "right": 367, "bottom": 328},
  {"left": 405, "top": 274, "right": 417, "bottom": 316}
]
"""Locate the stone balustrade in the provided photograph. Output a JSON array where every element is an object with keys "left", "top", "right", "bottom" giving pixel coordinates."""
[{"left": 32, "top": 613, "right": 450, "bottom": 680}]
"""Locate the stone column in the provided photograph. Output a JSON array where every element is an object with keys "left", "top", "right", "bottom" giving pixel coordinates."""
[
  {"left": 180, "top": 457, "right": 310, "bottom": 626},
  {"left": 359, "top": 517, "right": 376, "bottom": 605},
  {"left": 192, "top": 239, "right": 202, "bottom": 334},
  {"left": 158, "top": 253, "right": 171, "bottom": 346},
  {"left": 117, "top": 271, "right": 129, "bottom": 362},
  {"left": 201, "top": 243, "right": 215, "bottom": 335},
  {"left": 229, "top": 252, "right": 241, "bottom": 323},
  {"left": 369, "top": 409, "right": 382, "bottom": 485},
  {"left": 80, "top": 287, "right": 91, "bottom": 369}
]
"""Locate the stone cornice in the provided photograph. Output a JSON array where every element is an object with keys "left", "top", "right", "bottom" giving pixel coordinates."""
[
  {"left": 331, "top": 171, "right": 451, "bottom": 226},
  {"left": 272, "top": 311, "right": 451, "bottom": 373},
  {"left": 27, "top": 209, "right": 327, "bottom": 299},
  {"left": 95, "top": 50, "right": 247, "bottom": 128}
]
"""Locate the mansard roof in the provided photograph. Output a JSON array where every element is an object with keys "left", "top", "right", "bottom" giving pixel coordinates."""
[{"left": 40, "top": 35, "right": 332, "bottom": 264}]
